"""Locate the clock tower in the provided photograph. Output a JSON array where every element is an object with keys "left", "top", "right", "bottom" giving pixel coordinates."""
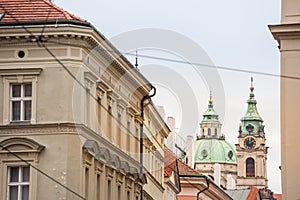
[{"left": 236, "top": 78, "right": 268, "bottom": 189}]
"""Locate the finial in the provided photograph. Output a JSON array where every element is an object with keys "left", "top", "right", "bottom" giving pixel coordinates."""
[
  {"left": 135, "top": 49, "right": 138, "bottom": 68},
  {"left": 208, "top": 90, "right": 213, "bottom": 104},
  {"left": 250, "top": 77, "right": 254, "bottom": 92}
]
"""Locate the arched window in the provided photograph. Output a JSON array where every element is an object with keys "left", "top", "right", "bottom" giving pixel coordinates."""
[
  {"left": 214, "top": 128, "right": 217, "bottom": 136},
  {"left": 0, "top": 138, "right": 44, "bottom": 200},
  {"left": 208, "top": 128, "right": 211, "bottom": 136},
  {"left": 246, "top": 157, "right": 255, "bottom": 177}
]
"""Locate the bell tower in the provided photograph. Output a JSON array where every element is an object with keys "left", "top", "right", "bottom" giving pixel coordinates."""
[
  {"left": 236, "top": 78, "right": 268, "bottom": 189},
  {"left": 197, "top": 92, "right": 223, "bottom": 140}
]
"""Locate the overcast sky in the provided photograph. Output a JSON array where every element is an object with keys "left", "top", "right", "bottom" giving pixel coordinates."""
[{"left": 55, "top": 0, "right": 281, "bottom": 193}]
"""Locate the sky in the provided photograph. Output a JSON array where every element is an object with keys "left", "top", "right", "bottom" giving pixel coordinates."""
[{"left": 55, "top": 0, "right": 281, "bottom": 193}]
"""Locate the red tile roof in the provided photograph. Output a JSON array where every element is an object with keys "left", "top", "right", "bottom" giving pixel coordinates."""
[
  {"left": 164, "top": 148, "right": 177, "bottom": 177},
  {"left": 177, "top": 159, "right": 201, "bottom": 176},
  {"left": 273, "top": 194, "right": 282, "bottom": 200},
  {"left": 0, "top": 0, "right": 86, "bottom": 23},
  {"left": 246, "top": 187, "right": 259, "bottom": 200}
]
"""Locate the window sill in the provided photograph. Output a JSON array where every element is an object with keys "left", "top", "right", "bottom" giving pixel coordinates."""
[{"left": 9, "top": 121, "right": 31, "bottom": 126}]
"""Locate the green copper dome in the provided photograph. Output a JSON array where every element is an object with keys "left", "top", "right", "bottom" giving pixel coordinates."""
[
  {"left": 194, "top": 139, "right": 237, "bottom": 164},
  {"left": 239, "top": 78, "right": 264, "bottom": 135}
]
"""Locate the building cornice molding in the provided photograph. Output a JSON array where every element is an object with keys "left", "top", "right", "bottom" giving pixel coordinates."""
[
  {"left": 0, "top": 24, "right": 151, "bottom": 95},
  {"left": 0, "top": 123, "right": 78, "bottom": 135},
  {"left": 0, "top": 68, "right": 43, "bottom": 76},
  {"left": 269, "top": 23, "right": 300, "bottom": 44}
]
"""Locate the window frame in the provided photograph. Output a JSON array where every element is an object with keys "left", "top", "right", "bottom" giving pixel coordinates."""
[
  {"left": 246, "top": 157, "right": 255, "bottom": 177},
  {"left": 10, "top": 83, "right": 32, "bottom": 122},
  {"left": 0, "top": 137, "right": 44, "bottom": 200},
  {"left": 1, "top": 68, "right": 41, "bottom": 125},
  {"left": 7, "top": 165, "right": 30, "bottom": 200}
]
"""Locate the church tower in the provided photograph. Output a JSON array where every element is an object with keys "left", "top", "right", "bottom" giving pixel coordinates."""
[
  {"left": 236, "top": 78, "right": 268, "bottom": 189},
  {"left": 194, "top": 93, "right": 237, "bottom": 189}
]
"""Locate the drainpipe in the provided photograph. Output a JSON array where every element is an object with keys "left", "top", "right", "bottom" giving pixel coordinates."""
[
  {"left": 140, "top": 86, "right": 156, "bottom": 200},
  {"left": 197, "top": 176, "right": 210, "bottom": 200}
]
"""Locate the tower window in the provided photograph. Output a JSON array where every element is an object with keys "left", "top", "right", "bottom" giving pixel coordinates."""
[
  {"left": 214, "top": 128, "right": 217, "bottom": 136},
  {"left": 246, "top": 157, "right": 255, "bottom": 177},
  {"left": 208, "top": 128, "right": 211, "bottom": 136}
]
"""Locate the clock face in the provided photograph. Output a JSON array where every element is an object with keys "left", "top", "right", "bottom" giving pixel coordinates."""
[{"left": 244, "top": 137, "right": 256, "bottom": 149}]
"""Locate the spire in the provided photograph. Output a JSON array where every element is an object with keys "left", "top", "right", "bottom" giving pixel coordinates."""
[
  {"left": 135, "top": 49, "right": 139, "bottom": 68},
  {"left": 250, "top": 77, "right": 254, "bottom": 92},
  {"left": 240, "top": 77, "right": 263, "bottom": 135},
  {"left": 249, "top": 76, "right": 255, "bottom": 99},
  {"left": 208, "top": 90, "right": 213, "bottom": 104}
]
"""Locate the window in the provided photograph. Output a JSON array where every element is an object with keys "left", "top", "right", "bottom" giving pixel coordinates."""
[
  {"left": 107, "top": 180, "right": 111, "bottom": 200},
  {"left": 0, "top": 138, "right": 44, "bottom": 200},
  {"left": 127, "top": 191, "right": 130, "bottom": 200},
  {"left": 10, "top": 83, "right": 32, "bottom": 122},
  {"left": 96, "top": 174, "right": 101, "bottom": 200},
  {"left": 107, "top": 107, "right": 112, "bottom": 140},
  {"left": 7, "top": 166, "right": 30, "bottom": 200},
  {"left": 117, "top": 185, "right": 121, "bottom": 200},
  {"left": 117, "top": 113, "right": 121, "bottom": 147},
  {"left": 85, "top": 88, "right": 90, "bottom": 127},
  {"left": 208, "top": 128, "right": 211, "bottom": 136},
  {"left": 214, "top": 128, "right": 217, "bottom": 136},
  {"left": 1, "top": 68, "right": 41, "bottom": 125},
  {"left": 246, "top": 157, "right": 255, "bottom": 177},
  {"left": 84, "top": 167, "right": 89, "bottom": 199},
  {"left": 127, "top": 120, "right": 131, "bottom": 152},
  {"left": 97, "top": 97, "right": 102, "bottom": 128}
]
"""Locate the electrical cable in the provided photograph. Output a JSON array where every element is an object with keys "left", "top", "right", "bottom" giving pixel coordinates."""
[
  {"left": 0, "top": 2, "right": 274, "bottom": 198},
  {"left": 0, "top": 143, "right": 86, "bottom": 200}
]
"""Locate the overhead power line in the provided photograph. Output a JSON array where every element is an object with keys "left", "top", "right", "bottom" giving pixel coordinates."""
[
  {"left": 0, "top": 3, "right": 280, "bottom": 197},
  {"left": 41, "top": 40, "right": 292, "bottom": 81}
]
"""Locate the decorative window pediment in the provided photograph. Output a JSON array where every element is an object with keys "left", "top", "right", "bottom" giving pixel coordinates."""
[
  {"left": 0, "top": 137, "right": 44, "bottom": 153},
  {"left": 109, "top": 154, "right": 121, "bottom": 169},
  {"left": 83, "top": 139, "right": 100, "bottom": 155},
  {"left": 120, "top": 161, "right": 130, "bottom": 174}
]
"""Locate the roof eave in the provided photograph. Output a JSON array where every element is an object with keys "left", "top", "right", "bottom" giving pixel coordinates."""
[{"left": 0, "top": 19, "right": 92, "bottom": 28}]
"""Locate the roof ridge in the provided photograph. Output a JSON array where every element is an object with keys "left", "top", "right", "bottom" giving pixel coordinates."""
[
  {"left": 41, "top": 0, "right": 86, "bottom": 22},
  {"left": 177, "top": 158, "right": 201, "bottom": 175},
  {"left": 164, "top": 147, "right": 177, "bottom": 165},
  {"left": 0, "top": 0, "right": 87, "bottom": 23}
]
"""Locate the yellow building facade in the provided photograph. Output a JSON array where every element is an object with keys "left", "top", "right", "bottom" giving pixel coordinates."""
[
  {"left": 0, "top": 1, "right": 169, "bottom": 200},
  {"left": 269, "top": 0, "right": 300, "bottom": 199}
]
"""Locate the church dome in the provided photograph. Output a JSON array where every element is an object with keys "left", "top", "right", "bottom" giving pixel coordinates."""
[
  {"left": 194, "top": 139, "right": 237, "bottom": 164},
  {"left": 194, "top": 93, "right": 237, "bottom": 165}
]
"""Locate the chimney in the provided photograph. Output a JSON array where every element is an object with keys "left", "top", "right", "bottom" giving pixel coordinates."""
[
  {"left": 226, "top": 174, "right": 236, "bottom": 189},
  {"left": 166, "top": 117, "right": 176, "bottom": 152},
  {"left": 213, "top": 163, "right": 221, "bottom": 186},
  {"left": 156, "top": 105, "right": 166, "bottom": 121},
  {"left": 186, "top": 135, "right": 194, "bottom": 168}
]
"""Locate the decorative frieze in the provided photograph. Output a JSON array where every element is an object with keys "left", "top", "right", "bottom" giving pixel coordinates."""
[{"left": 0, "top": 124, "right": 77, "bottom": 135}]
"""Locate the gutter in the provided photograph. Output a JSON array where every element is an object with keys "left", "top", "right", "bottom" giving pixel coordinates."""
[
  {"left": 179, "top": 174, "right": 233, "bottom": 200},
  {"left": 197, "top": 176, "right": 210, "bottom": 200},
  {"left": 140, "top": 86, "right": 156, "bottom": 200}
]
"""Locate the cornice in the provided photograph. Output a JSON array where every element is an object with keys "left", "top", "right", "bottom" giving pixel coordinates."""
[
  {"left": 0, "top": 123, "right": 78, "bottom": 136},
  {"left": 0, "top": 24, "right": 152, "bottom": 96},
  {"left": 0, "top": 68, "right": 43, "bottom": 76},
  {"left": 269, "top": 23, "right": 300, "bottom": 44}
]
